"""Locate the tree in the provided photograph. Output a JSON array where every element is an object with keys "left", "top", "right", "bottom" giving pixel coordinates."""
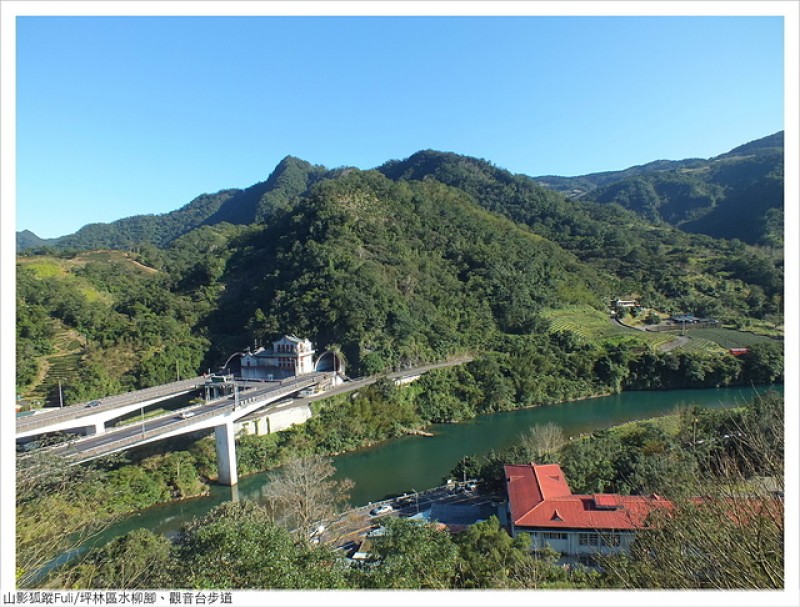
[
  {"left": 519, "top": 422, "right": 566, "bottom": 462},
  {"left": 358, "top": 517, "right": 458, "bottom": 589},
  {"left": 52, "top": 528, "right": 173, "bottom": 589},
  {"left": 261, "top": 455, "right": 354, "bottom": 539},
  {"left": 740, "top": 342, "right": 784, "bottom": 384},
  {"left": 600, "top": 488, "right": 783, "bottom": 589},
  {"left": 16, "top": 451, "right": 117, "bottom": 586},
  {"left": 600, "top": 394, "right": 784, "bottom": 589},
  {"left": 174, "top": 501, "right": 347, "bottom": 589}
]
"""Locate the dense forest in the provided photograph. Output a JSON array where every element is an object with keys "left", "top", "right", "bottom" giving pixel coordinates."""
[
  {"left": 15, "top": 135, "right": 785, "bottom": 591},
  {"left": 537, "top": 132, "right": 783, "bottom": 246},
  {"left": 16, "top": 136, "right": 783, "bottom": 404}
]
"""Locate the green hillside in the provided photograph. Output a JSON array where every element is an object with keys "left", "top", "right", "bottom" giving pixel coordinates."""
[
  {"left": 16, "top": 143, "right": 783, "bottom": 403},
  {"left": 540, "top": 132, "right": 784, "bottom": 246},
  {"left": 26, "top": 157, "right": 333, "bottom": 252}
]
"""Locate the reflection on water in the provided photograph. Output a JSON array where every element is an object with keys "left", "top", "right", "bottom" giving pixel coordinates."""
[{"left": 40, "top": 384, "right": 781, "bottom": 577}]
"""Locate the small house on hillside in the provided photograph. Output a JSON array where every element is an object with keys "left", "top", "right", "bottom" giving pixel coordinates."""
[
  {"left": 504, "top": 463, "right": 672, "bottom": 557},
  {"left": 667, "top": 314, "right": 719, "bottom": 326},
  {"left": 240, "top": 335, "right": 315, "bottom": 380}
]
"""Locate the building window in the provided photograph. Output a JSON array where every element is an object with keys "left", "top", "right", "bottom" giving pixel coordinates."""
[
  {"left": 578, "top": 533, "right": 599, "bottom": 547},
  {"left": 541, "top": 532, "right": 568, "bottom": 541},
  {"left": 601, "top": 534, "right": 621, "bottom": 547}
]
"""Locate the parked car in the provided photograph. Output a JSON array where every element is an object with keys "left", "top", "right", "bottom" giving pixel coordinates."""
[
  {"left": 394, "top": 494, "right": 415, "bottom": 507},
  {"left": 335, "top": 540, "right": 360, "bottom": 556},
  {"left": 370, "top": 504, "right": 393, "bottom": 517}
]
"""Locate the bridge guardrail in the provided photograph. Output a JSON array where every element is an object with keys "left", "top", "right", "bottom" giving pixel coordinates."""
[
  {"left": 16, "top": 377, "right": 206, "bottom": 432},
  {"left": 64, "top": 376, "right": 325, "bottom": 462}
]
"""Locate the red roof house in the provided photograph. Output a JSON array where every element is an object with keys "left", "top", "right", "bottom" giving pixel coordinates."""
[{"left": 504, "top": 463, "right": 672, "bottom": 557}]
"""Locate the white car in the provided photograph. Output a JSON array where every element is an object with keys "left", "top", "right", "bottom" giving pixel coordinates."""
[
  {"left": 179, "top": 411, "right": 196, "bottom": 419},
  {"left": 369, "top": 504, "right": 393, "bottom": 517}
]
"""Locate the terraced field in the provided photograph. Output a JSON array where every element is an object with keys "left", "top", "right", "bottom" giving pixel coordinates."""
[
  {"left": 672, "top": 336, "right": 726, "bottom": 353},
  {"left": 25, "top": 329, "right": 84, "bottom": 406},
  {"left": 543, "top": 305, "right": 676, "bottom": 350},
  {"left": 680, "top": 327, "right": 778, "bottom": 349}
]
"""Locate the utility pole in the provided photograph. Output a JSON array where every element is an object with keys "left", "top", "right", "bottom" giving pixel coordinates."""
[{"left": 58, "top": 380, "right": 64, "bottom": 409}]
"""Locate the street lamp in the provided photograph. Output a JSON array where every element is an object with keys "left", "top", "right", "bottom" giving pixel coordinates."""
[
  {"left": 140, "top": 406, "right": 146, "bottom": 437},
  {"left": 411, "top": 488, "right": 419, "bottom": 514}
]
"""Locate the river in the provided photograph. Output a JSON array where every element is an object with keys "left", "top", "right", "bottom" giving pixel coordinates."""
[{"left": 45, "top": 384, "right": 781, "bottom": 574}]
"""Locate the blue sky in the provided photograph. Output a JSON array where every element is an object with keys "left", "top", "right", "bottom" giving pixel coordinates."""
[{"left": 15, "top": 15, "right": 785, "bottom": 238}]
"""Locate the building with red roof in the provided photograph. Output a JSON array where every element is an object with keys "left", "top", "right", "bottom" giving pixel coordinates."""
[{"left": 504, "top": 463, "right": 672, "bottom": 557}]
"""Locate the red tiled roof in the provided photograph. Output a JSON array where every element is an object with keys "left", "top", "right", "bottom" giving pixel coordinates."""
[
  {"left": 505, "top": 463, "right": 672, "bottom": 531},
  {"left": 593, "top": 493, "right": 623, "bottom": 509}
]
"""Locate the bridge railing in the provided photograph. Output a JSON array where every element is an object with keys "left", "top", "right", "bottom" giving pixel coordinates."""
[
  {"left": 16, "top": 376, "right": 206, "bottom": 432},
  {"left": 62, "top": 375, "right": 327, "bottom": 462}
]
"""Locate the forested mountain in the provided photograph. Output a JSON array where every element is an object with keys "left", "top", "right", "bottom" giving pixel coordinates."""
[
  {"left": 201, "top": 171, "right": 605, "bottom": 370},
  {"left": 536, "top": 132, "right": 784, "bottom": 245},
  {"left": 16, "top": 229, "right": 53, "bottom": 251},
  {"left": 16, "top": 138, "right": 783, "bottom": 404},
  {"left": 18, "top": 157, "right": 333, "bottom": 252},
  {"left": 18, "top": 133, "right": 783, "bottom": 252}
]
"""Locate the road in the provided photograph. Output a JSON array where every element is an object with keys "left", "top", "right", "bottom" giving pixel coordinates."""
[
  {"left": 301, "top": 356, "right": 474, "bottom": 403},
  {"left": 16, "top": 376, "right": 205, "bottom": 432},
  {"left": 320, "top": 484, "right": 495, "bottom": 550},
  {"left": 51, "top": 375, "right": 325, "bottom": 459}
]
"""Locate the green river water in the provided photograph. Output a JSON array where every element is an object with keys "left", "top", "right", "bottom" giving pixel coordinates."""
[{"left": 45, "top": 384, "right": 781, "bottom": 574}]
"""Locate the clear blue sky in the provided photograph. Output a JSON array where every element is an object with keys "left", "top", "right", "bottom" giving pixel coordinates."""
[{"left": 15, "top": 15, "right": 784, "bottom": 239}]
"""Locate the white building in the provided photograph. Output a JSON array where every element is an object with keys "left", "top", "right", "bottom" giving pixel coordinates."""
[{"left": 240, "top": 335, "right": 315, "bottom": 380}]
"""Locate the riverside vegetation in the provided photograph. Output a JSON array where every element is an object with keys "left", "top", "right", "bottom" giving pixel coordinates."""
[
  {"left": 15, "top": 136, "right": 783, "bottom": 588},
  {"left": 40, "top": 391, "right": 783, "bottom": 589}
]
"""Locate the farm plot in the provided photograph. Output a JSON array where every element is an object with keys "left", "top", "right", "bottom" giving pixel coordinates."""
[
  {"left": 672, "top": 337, "right": 726, "bottom": 353},
  {"left": 683, "top": 328, "right": 778, "bottom": 349},
  {"left": 543, "top": 306, "right": 675, "bottom": 350}
]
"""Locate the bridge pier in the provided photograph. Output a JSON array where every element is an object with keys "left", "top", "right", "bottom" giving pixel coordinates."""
[
  {"left": 90, "top": 421, "right": 105, "bottom": 436},
  {"left": 215, "top": 422, "right": 239, "bottom": 486}
]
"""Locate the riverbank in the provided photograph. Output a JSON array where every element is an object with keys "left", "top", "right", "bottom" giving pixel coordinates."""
[{"left": 29, "top": 384, "right": 780, "bottom": 586}]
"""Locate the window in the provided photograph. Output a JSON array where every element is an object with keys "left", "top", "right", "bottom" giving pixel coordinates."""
[
  {"left": 541, "top": 532, "right": 568, "bottom": 541},
  {"left": 578, "top": 533, "right": 599, "bottom": 546},
  {"left": 601, "top": 534, "right": 621, "bottom": 547}
]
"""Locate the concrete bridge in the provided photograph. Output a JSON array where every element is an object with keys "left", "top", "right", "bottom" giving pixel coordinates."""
[
  {"left": 45, "top": 374, "right": 331, "bottom": 485},
  {"left": 19, "top": 356, "right": 473, "bottom": 487},
  {"left": 15, "top": 376, "right": 207, "bottom": 439}
]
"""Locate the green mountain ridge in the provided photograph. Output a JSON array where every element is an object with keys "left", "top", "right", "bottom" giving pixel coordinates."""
[
  {"left": 17, "top": 151, "right": 783, "bottom": 404},
  {"left": 17, "top": 132, "right": 783, "bottom": 252},
  {"left": 536, "top": 132, "right": 783, "bottom": 245}
]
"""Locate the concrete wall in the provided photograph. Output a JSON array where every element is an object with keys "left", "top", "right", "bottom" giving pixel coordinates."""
[
  {"left": 265, "top": 403, "right": 312, "bottom": 433},
  {"left": 235, "top": 402, "right": 313, "bottom": 436}
]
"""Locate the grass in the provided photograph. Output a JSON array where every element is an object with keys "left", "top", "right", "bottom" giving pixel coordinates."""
[
  {"left": 543, "top": 305, "right": 676, "bottom": 350},
  {"left": 684, "top": 328, "right": 777, "bottom": 349},
  {"left": 673, "top": 337, "right": 727, "bottom": 354},
  {"left": 19, "top": 258, "right": 66, "bottom": 278}
]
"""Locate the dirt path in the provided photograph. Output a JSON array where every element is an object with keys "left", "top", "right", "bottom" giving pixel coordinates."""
[{"left": 659, "top": 335, "right": 690, "bottom": 352}]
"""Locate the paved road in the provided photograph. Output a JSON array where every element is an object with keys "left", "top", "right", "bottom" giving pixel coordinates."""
[
  {"left": 16, "top": 376, "right": 206, "bottom": 432},
  {"left": 52, "top": 375, "right": 325, "bottom": 459},
  {"left": 301, "top": 356, "right": 474, "bottom": 403},
  {"left": 320, "top": 485, "right": 494, "bottom": 550},
  {"left": 659, "top": 334, "right": 690, "bottom": 352}
]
